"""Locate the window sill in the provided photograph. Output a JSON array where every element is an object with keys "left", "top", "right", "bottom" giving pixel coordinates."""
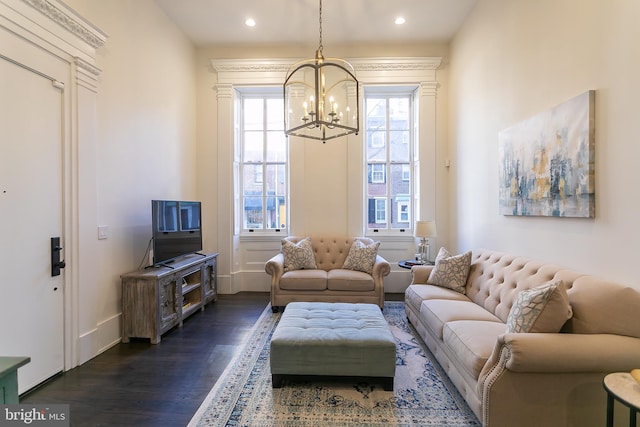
[{"left": 238, "top": 232, "right": 287, "bottom": 243}]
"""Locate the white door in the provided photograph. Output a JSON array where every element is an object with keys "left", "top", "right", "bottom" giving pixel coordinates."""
[{"left": 0, "top": 57, "right": 65, "bottom": 393}]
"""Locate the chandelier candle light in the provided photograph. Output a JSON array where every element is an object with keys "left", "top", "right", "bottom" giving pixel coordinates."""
[
  {"left": 283, "top": 0, "right": 359, "bottom": 143},
  {"left": 414, "top": 221, "right": 437, "bottom": 264}
]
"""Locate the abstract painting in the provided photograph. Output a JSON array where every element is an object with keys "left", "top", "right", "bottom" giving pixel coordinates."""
[{"left": 498, "top": 90, "right": 595, "bottom": 217}]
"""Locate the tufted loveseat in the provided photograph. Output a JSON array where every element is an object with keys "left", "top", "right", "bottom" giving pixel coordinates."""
[
  {"left": 405, "top": 248, "right": 640, "bottom": 427},
  {"left": 265, "top": 236, "right": 390, "bottom": 312}
]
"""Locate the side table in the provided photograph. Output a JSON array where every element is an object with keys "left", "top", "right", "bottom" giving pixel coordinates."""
[
  {"left": 603, "top": 372, "right": 640, "bottom": 427},
  {"left": 0, "top": 356, "right": 30, "bottom": 404},
  {"left": 398, "top": 260, "right": 433, "bottom": 269}
]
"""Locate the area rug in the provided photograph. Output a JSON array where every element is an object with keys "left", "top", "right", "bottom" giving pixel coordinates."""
[{"left": 188, "top": 302, "right": 481, "bottom": 426}]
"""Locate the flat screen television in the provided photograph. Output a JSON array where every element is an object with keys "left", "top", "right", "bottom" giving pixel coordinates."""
[{"left": 152, "top": 200, "right": 202, "bottom": 265}]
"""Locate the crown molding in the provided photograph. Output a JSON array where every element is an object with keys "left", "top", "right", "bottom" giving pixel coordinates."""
[
  {"left": 20, "top": 0, "right": 107, "bottom": 49},
  {"left": 211, "top": 57, "right": 442, "bottom": 74},
  {"left": 211, "top": 59, "right": 292, "bottom": 74},
  {"left": 350, "top": 57, "right": 442, "bottom": 72}
]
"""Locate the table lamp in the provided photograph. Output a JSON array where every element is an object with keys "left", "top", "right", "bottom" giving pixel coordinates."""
[{"left": 414, "top": 220, "right": 437, "bottom": 264}]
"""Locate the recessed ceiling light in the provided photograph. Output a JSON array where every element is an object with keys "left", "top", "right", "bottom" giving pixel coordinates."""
[
  {"left": 395, "top": 17, "right": 406, "bottom": 25},
  {"left": 245, "top": 18, "right": 256, "bottom": 27}
]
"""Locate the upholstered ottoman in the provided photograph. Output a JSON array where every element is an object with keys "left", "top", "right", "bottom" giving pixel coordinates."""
[{"left": 270, "top": 302, "right": 396, "bottom": 391}]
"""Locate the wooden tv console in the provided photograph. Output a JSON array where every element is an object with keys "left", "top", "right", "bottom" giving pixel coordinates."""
[{"left": 121, "top": 253, "right": 218, "bottom": 344}]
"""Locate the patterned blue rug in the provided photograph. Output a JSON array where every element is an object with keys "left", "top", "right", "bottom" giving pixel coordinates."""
[{"left": 188, "top": 302, "right": 481, "bottom": 426}]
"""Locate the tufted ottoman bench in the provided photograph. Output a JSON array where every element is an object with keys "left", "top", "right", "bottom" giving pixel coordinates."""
[{"left": 270, "top": 302, "right": 396, "bottom": 391}]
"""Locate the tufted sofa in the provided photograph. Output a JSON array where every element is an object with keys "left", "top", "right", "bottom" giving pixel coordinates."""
[
  {"left": 265, "top": 236, "right": 390, "bottom": 312},
  {"left": 405, "top": 248, "right": 640, "bottom": 427}
]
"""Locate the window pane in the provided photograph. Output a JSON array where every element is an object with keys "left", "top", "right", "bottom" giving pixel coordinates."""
[
  {"left": 389, "top": 97, "right": 409, "bottom": 130},
  {"left": 267, "top": 98, "right": 284, "bottom": 130},
  {"left": 398, "top": 202, "right": 410, "bottom": 222},
  {"left": 375, "top": 199, "right": 387, "bottom": 225},
  {"left": 266, "top": 131, "right": 286, "bottom": 162},
  {"left": 390, "top": 164, "right": 411, "bottom": 195},
  {"left": 265, "top": 164, "right": 285, "bottom": 195},
  {"left": 366, "top": 98, "right": 386, "bottom": 130},
  {"left": 367, "top": 164, "right": 386, "bottom": 190},
  {"left": 402, "top": 164, "right": 410, "bottom": 181},
  {"left": 265, "top": 164, "right": 286, "bottom": 229},
  {"left": 243, "top": 98, "right": 264, "bottom": 130},
  {"left": 243, "top": 131, "right": 263, "bottom": 162},
  {"left": 243, "top": 163, "right": 263, "bottom": 230},
  {"left": 370, "top": 164, "right": 385, "bottom": 183},
  {"left": 389, "top": 130, "right": 409, "bottom": 162},
  {"left": 243, "top": 164, "right": 262, "bottom": 192},
  {"left": 367, "top": 131, "right": 386, "bottom": 161},
  {"left": 244, "top": 204, "right": 263, "bottom": 229},
  {"left": 390, "top": 163, "right": 411, "bottom": 229}
]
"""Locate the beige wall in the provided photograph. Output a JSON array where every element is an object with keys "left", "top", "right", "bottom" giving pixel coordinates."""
[
  {"left": 63, "top": 0, "right": 196, "bottom": 362},
  {"left": 449, "top": 0, "right": 640, "bottom": 286}
]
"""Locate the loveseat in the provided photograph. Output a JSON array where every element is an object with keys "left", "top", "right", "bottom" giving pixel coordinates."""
[
  {"left": 405, "top": 248, "right": 640, "bottom": 427},
  {"left": 265, "top": 236, "right": 390, "bottom": 312}
]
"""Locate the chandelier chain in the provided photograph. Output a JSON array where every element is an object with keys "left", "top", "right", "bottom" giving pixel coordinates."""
[{"left": 318, "top": 0, "right": 323, "bottom": 56}]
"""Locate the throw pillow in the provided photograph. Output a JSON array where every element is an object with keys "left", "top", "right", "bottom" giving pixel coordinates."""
[
  {"left": 281, "top": 238, "right": 317, "bottom": 272},
  {"left": 505, "top": 280, "right": 573, "bottom": 333},
  {"left": 342, "top": 240, "right": 381, "bottom": 274},
  {"left": 426, "top": 247, "right": 472, "bottom": 294}
]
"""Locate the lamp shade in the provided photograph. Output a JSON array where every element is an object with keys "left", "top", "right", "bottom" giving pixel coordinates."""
[{"left": 414, "top": 221, "right": 437, "bottom": 238}]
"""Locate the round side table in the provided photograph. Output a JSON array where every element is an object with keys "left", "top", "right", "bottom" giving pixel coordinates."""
[
  {"left": 398, "top": 260, "right": 434, "bottom": 269},
  {"left": 603, "top": 372, "right": 640, "bottom": 427}
]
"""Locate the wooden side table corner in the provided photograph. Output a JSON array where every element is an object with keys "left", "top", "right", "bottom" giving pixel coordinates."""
[{"left": 0, "top": 356, "right": 30, "bottom": 404}]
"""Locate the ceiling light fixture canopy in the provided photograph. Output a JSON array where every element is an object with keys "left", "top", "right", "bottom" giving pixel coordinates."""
[{"left": 283, "top": 0, "right": 359, "bottom": 143}]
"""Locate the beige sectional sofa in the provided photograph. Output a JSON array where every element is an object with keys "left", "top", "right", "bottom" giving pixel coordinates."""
[
  {"left": 405, "top": 248, "right": 640, "bottom": 427},
  {"left": 265, "top": 236, "right": 390, "bottom": 312}
]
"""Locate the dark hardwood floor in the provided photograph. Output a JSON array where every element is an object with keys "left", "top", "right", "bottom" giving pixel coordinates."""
[
  {"left": 22, "top": 292, "right": 404, "bottom": 427},
  {"left": 22, "top": 292, "right": 270, "bottom": 427}
]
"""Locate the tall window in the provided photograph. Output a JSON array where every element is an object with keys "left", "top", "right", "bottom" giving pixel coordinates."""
[
  {"left": 239, "top": 92, "right": 287, "bottom": 231},
  {"left": 365, "top": 89, "right": 415, "bottom": 232}
]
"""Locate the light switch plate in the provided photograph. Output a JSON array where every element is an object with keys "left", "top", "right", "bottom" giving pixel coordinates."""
[{"left": 98, "top": 225, "right": 108, "bottom": 240}]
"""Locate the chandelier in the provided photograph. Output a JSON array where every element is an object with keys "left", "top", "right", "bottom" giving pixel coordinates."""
[{"left": 283, "top": 0, "right": 359, "bottom": 143}]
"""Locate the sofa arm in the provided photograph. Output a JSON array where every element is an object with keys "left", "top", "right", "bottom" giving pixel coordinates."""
[
  {"left": 371, "top": 255, "right": 391, "bottom": 280},
  {"left": 478, "top": 333, "right": 640, "bottom": 427},
  {"left": 410, "top": 265, "right": 434, "bottom": 284},
  {"left": 265, "top": 253, "right": 285, "bottom": 281},
  {"left": 479, "top": 332, "right": 640, "bottom": 395},
  {"left": 496, "top": 333, "right": 640, "bottom": 373}
]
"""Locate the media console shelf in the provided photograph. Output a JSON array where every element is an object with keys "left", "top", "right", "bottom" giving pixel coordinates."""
[{"left": 121, "top": 253, "right": 218, "bottom": 344}]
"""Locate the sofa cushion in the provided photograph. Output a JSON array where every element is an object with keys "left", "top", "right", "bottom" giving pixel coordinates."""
[
  {"left": 280, "top": 269, "right": 327, "bottom": 291},
  {"left": 405, "top": 284, "right": 469, "bottom": 314},
  {"left": 327, "top": 269, "right": 375, "bottom": 291},
  {"left": 505, "top": 280, "right": 572, "bottom": 333},
  {"left": 420, "top": 299, "right": 502, "bottom": 339},
  {"left": 282, "top": 237, "right": 317, "bottom": 271},
  {"left": 342, "top": 240, "right": 380, "bottom": 274},
  {"left": 443, "top": 320, "right": 507, "bottom": 380},
  {"left": 427, "top": 247, "right": 472, "bottom": 294}
]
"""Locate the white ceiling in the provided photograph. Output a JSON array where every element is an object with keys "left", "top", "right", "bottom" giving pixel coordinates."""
[{"left": 154, "top": 0, "right": 478, "bottom": 47}]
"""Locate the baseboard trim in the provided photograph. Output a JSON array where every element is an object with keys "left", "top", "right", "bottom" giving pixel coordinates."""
[{"left": 77, "top": 312, "right": 121, "bottom": 365}]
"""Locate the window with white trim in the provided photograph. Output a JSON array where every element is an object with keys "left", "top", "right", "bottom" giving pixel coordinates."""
[
  {"left": 365, "top": 89, "right": 415, "bottom": 232},
  {"left": 239, "top": 91, "right": 288, "bottom": 231}
]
